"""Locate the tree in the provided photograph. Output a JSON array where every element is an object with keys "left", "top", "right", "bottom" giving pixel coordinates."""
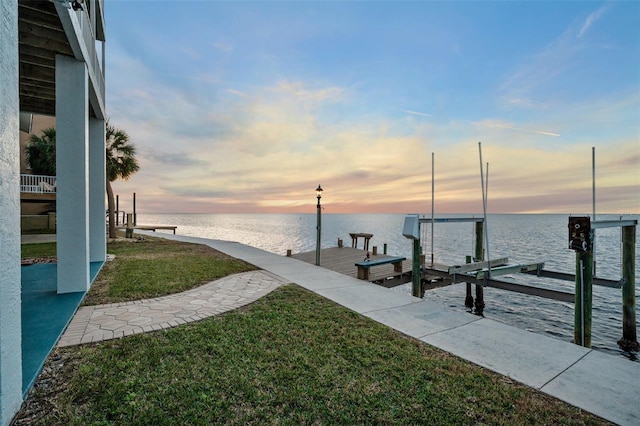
[
  {"left": 24, "top": 124, "right": 139, "bottom": 238},
  {"left": 25, "top": 127, "right": 56, "bottom": 176},
  {"left": 106, "top": 123, "right": 139, "bottom": 238}
]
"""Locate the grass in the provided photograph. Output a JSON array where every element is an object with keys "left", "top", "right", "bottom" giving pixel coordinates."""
[
  {"left": 21, "top": 241, "right": 57, "bottom": 258},
  {"left": 84, "top": 236, "right": 255, "bottom": 305},
  {"left": 15, "top": 237, "right": 610, "bottom": 425}
]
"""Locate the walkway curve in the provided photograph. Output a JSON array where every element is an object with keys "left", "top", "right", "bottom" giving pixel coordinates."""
[{"left": 58, "top": 270, "right": 288, "bottom": 347}]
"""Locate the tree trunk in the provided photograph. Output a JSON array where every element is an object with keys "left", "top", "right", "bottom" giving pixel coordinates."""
[{"left": 106, "top": 180, "right": 117, "bottom": 238}]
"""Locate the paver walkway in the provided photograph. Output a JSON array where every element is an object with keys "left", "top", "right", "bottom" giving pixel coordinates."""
[{"left": 58, "top": 270, "right": 287, "bottom": 346}]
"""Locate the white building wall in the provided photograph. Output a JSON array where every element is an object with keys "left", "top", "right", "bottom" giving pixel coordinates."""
[{"left": 0, "top": 1, "right": 24, "bottom": 424}]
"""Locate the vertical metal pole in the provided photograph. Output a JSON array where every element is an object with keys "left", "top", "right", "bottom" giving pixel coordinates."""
[
  {"left": 431, "top": 152, "right": 435, "bottom": 267},
  {"left": 618, "top": 225, "right": 638, "bottom": 351},
  {"left": 592, "top": 147, "right": 597, "bottom": 276},
  {"left": 412, "top": 238, "right": 421, "bottom": 298},
  {"left": 133, "top": 192, "right": 137, "bottom": 226},
  {"left": 316, "top": 197, "right": 321, "bottom": 266},
  {"left": 116, "top": 194, "right": 119, "bottom": 225},
  {"left": 478, "top": 143, "right": 490, "bottom": 276},
  {"left": 484, "top": 161, "right": 490, "bottom": 274},
  {"left": 575, "top": 250, "right": 593, "bottom": 347},
  {"left": 474, "top": 220, "right": 485, "bottom": 315}
]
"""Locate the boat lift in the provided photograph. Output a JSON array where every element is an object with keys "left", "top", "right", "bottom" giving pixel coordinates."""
[{"left": 403, "top": 213, "right": 638, "bottom": 350}]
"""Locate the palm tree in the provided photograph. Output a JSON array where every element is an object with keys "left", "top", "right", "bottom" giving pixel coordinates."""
[
  {"left": 25, "top": 127, "right": 56, "bottom": 176},
  {"left": 106, "top": 123, "right": 139, "bottom": 238},
  {"left": 24, "top": 124, "right": 139, "bottom": 238}
]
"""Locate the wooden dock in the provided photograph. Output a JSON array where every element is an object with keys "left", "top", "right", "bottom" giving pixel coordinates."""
[
  {"left": 116, "top": 225, "right": 177, "bottom": 234},
  {"left": 291, "top": 247, "right": 455, "bottom": 289},
  {"left": 291, "top": 247, "right": 414, "bottom": 287}
]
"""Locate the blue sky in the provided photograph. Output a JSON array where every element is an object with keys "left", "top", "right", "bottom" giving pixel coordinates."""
[{"left": 106, "top": 1, "right": 640, "bottom": 214}]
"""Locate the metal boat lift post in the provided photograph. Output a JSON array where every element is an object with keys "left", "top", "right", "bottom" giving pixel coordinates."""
[
  {"left": 570, "top": 216, "right": 638, "bottom": 349},
  {"left": 416, "top": 217, "right": 485, "bottom": 312}
]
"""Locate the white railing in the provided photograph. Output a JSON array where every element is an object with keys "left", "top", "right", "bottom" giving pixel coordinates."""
[{"left": 20, "top": 175, "right": 57, "bottom": 193}]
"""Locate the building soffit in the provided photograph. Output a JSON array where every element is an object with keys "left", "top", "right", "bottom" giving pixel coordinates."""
[{"left": 18, "top": 0, "right": 105, "bottom": 119}]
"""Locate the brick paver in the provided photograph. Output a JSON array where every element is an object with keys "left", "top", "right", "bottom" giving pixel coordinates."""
[{"left": 58, "top": 270, "right": 287, "bottom": 347}]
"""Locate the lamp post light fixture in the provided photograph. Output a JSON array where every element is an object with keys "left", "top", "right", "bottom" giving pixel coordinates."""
[{"left": 315, "top": 184, "right": 323, "bottom": 266}]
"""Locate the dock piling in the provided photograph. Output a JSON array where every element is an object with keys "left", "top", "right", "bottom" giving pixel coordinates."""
[
  {"left": 465, "top": 255, "right": 474, "bottom": 309},
  {"left": 125, "top": 213, "right": 134, "bottom": 238},
  {"left": 412, "top": 238, "right": 421, "bottom": 298},
  {"left": 575, "top": 251, "right": 593, "bottom": 347},
  {"left": 618, "top": 225, "right": 638, "bottom": 351}
]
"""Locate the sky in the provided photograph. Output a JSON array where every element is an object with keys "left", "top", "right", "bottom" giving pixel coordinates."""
[{"left": 105, "top": 1, "right": 640, "bottom": 215}]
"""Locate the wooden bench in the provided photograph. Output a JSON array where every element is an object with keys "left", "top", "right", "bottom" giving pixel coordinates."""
[{"left": 354, "top": 256, "right": 406, "bottom": 280}]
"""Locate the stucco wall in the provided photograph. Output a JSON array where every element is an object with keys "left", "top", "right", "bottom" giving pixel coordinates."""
[{"left": 0, "top": 1, "right": 24, "bottom": 425}]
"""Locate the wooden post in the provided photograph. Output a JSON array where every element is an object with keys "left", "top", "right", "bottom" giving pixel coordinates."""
[
  {"left": 133, "top": 192, "right": 137, "bottom": 226},
  {"left": 618, "top": 225, "right": 638, "bottom": 351},
  {"left": 412, "top": 238, "right": 421, "bottom": 298},
  {"left": 465, "top": 255, "right": 474, "bottom": 309},
  {"left": 575, "top": 250, "right": 593, "bottom": 347},
  {"left": 286, "top": 249, "right": 292, "bottom": 257},
  {"left": 474, "top": 220, "right": 485, "bottom": 315},
  {"left": 372, "top": 246, "right": 377, "bottom": 255},
  {"left": 125, "top": 213, "right": 134, "bottom": 238},
  {"left": 116, "top": 194, "right": 119, "bottom": 225},
  {"left": 383, "top": 243, "right": 387, "bottom": 255}
]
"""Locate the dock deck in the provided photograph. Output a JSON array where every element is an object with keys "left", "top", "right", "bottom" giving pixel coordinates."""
[
  {"left": 291, "top": 247, "right": 416, "bottom": 287},
  {"left": 116, "top": 225, "right": 177, "bottom": 234},
  {"left": 292, "top": 247, "right": 455, "bottom": 289}
]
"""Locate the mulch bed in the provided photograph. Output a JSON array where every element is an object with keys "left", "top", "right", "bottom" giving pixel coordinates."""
[{"left": 21, "top": 257, "right": 57, "bottom": 266}]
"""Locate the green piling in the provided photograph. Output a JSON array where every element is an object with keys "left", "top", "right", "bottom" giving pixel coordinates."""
[
  {"left": 618, "top": 225, "right": 638, "bottom": 351},
  {"left": 465, "top": 255, "right": 473, "bottom": 309},
  {"left": 574, "top": 250, "right": 593, "bottom": 347},
  {"left": 412, "top": 238, "right": 421, "bottom": 298}
]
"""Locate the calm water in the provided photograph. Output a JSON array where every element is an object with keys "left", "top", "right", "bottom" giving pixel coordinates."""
[{"left": 139, "top": 213, "right": 639, "bottom": 361}]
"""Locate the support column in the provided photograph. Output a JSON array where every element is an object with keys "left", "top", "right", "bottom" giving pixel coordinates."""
[
  {"left": 56, "top": 55, "right": 90, "bottom": 294},
  {"left": 89, "top": 117, "right": 106, "bottom": 263},
  {"left": 0, "top": 1, "right": 23, "bottom": 423}
]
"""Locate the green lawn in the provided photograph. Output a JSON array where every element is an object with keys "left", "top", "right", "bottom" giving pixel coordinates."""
[
  {"left": 14, "top": 237, "right": 610, "bottom": 425},
  {"left": 84, "top": 237, "right": 255, "bottom": 305},
  {"left": 21, "top": 241, "right": 57, "bottom": 258}
]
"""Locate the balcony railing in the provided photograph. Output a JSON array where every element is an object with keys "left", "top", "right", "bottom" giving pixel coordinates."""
[{"left": 21, "top": 174, "right": 57, "bottom": 193}]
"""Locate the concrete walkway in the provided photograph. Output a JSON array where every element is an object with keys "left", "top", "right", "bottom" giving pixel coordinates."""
[
  {"left": 62, "top": 231, "right": 638, "bottom": 425},
  {"left": 21, "top": 234, "right": 56, "bottom": 244},
  {"left": 58, "top": 270, "right": 286, "bottom": 346}
]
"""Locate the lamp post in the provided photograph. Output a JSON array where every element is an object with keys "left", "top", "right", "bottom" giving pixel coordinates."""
[{"left": 315, "top": 184, "right": 323, "bottom": 266}]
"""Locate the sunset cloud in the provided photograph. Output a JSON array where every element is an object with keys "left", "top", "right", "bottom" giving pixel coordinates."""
[{"left": 106, "top": 1, "right": 639, "bottom": 215}]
